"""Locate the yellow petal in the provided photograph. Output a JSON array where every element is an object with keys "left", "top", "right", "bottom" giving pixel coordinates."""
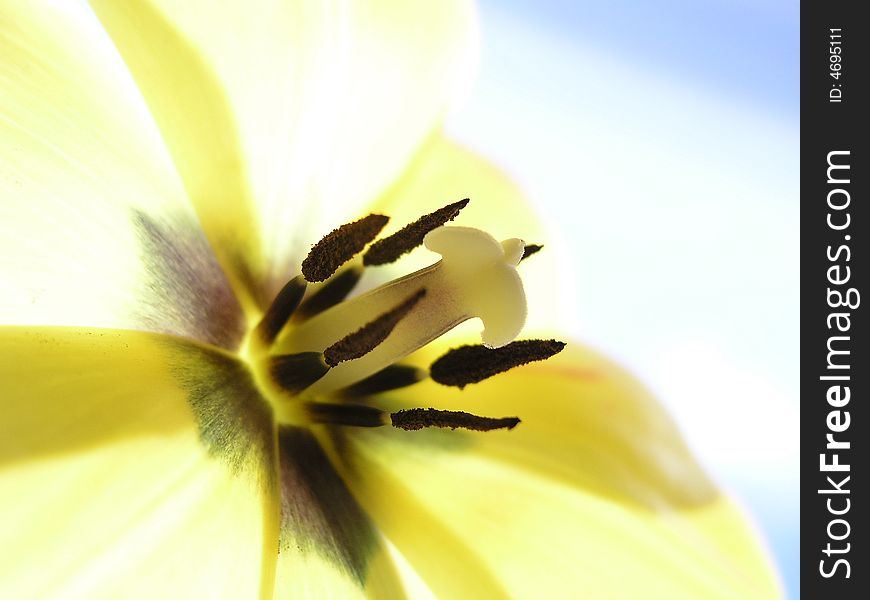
[
  {"left": 368, "top": 133, "right": 566, "bottom": 333},
  {"left": 317, "top": 343, "right": 779, "bottom": 598},
  {"left": 90, "top": 0, "right": 479, "bottom": 309},
  {"left": 401, "top": 342, "right": 718, "bottom": 507},
  {"left": 373, "top": 133, "right": 547, "bottom": 250},
  {"left": 0, "top": 2, "right": 244, "bottom": 348},
  {"left": 0, "top": 327, "right": 279, "bottom": 598}
]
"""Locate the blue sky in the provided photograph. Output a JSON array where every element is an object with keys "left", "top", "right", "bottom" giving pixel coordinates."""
[
  {"left": 491, "top": 0, "right": 798, "bottom": 114},
  {"left": 448, "top": 0, "right": 799, "bottom": 596}
]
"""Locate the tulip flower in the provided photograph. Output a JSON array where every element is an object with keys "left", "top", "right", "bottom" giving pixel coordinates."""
[{"left": 0, "top": 1, "right": 778, "bottom": 597}]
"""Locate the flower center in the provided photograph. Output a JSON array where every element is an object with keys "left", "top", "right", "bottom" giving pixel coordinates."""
[{"left": 243, "top": 201, "right": 564, "bottom": 431}]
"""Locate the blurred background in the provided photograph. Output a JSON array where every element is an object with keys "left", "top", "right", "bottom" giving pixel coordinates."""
[{"left": 447, "top": 0, "right": 799, "bottom": 597}]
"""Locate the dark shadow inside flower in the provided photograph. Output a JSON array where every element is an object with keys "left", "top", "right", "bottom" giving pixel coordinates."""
[
  {"left": 167, "top": 342, "right": 275, "bottom": 479},
  {"left": 277, "top": 427, "right": 381, "bottom": 587},
  {"left": 133, "top": 211, "right": 246, "bottom": 351}
]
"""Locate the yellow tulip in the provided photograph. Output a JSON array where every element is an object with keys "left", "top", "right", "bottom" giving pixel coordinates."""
[{"left": 0, "top": 1, "right": 778, "bottom": 598}]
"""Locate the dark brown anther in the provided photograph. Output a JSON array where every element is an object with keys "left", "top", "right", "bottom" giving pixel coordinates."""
[
  {"left": 520, "top": 244, "right": 543, "bottom": 261},
  {"left": 302, "top": 214, "right": 389, "bottom": 282},
  {"left": 430, "top": 339, "right": 566, "bottom": 389},
  {"left": 254, "top": 275, "right": 307, "bottom": 344},
  {"left": 294, "top": 266, "right": 363, "bottom": 322},
  {"left": 338, "top": 364, "right": 427, "bottom": 398},
  {"left": 269, "top": 352, "right": 330, "bottom": 395},
  {"left": 306, "top": 402, "right": 386, "bottom": 427},
  {"left": 323, "top": 289, "right": 426, "bottom": 367},
  {"left": 362, "top": 199, "right": 470, "bottom": 266},
  {"left": 391, "top": 408, "right": 520, "bottom": 432}
]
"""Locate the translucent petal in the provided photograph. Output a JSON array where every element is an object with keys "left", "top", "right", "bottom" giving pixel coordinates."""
[
  {"left": 90, "top": 0, "right": 479, "bottom": 308},
  {"left": 0, "top": 327, "right": 279, "bottom": 598},
  {"left": 318, "top": 343, "right": 779, "bottom": 598},
  {"left": 0, "top": 2, "right": 244, "bottom": 348}
]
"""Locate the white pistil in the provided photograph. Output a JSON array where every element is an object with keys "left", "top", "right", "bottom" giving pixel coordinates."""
[{"left": 276, "top": 226, "right": 527, "bottom": 395}]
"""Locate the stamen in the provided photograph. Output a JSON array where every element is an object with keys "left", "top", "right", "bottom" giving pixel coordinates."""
[
  {"left": 363, "top": 199, "right": 470, "bottom": 266},
  {"left": 253, "top": 275, "right": 307, "bottom": 345},
  {"left": 302, "top": 214, "right": 389, "bottom": 282},
  {"left": 338, "top": 364, "right": 427, "bottom": 398},
  {"left": 294, "top": 266, "right": 363, "bottom": 322},
  {"left": 278, "top": 226, "right": 529, "bottom": 395},
  {"left": 430, "top": 339, "right": 566, "bottom": 389},
  {"left": 520, "top": 244, "right": 543, "bottom": 261},
  {"left": 323, "top": 289, "right": 427, "bottom": 367},
  {"left": 269, "top": 352, "right": 330, "bottom": 394},
  {"left": 391, "top": 408, "right": 520, "bottom": 431},
  {"left": 306, "top": 402, "right": 386, "bottom": 427}
]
